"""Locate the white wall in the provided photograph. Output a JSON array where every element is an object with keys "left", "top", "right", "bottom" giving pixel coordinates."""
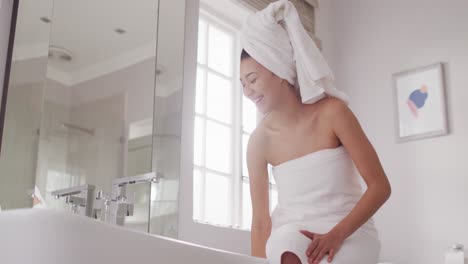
[
  {"left": 315, "top": 0, "right": 335, "bottom": 70},
  {"left": 317, "top": 0, "right": 468, "bottom": 263},
  {"left": 71, "top": 58, "right": 156, "bottom": 124}
]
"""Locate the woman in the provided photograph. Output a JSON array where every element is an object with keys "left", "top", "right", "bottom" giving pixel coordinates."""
[{"left": 240, "top": 1, "right": 391, "bottom": 264}]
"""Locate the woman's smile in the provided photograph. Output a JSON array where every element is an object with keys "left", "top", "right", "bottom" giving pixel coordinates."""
[{"left": 254, "top": 95, "right": 264, "bottom": 105}]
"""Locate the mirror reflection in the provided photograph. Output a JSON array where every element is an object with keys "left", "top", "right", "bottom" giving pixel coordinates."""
[{"left": 32, "top": 0, "right": 160, "bottom": 231}]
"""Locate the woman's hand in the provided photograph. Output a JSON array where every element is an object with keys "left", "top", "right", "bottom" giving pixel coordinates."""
[{"left": 299, "top": 229, "right": 345, "bottom": 264}]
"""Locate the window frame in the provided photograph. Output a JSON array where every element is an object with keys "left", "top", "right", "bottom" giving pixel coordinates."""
[{"left": 193, "top": 7, "right": 277, "bottom": 231}]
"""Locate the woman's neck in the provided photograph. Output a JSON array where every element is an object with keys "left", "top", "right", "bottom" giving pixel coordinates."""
[{"left": 264, "top": 89, "right": 306, "bottom": 129}]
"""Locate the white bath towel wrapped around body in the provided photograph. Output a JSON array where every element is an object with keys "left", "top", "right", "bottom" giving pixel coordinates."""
[{"left": 266, "top": 146, "right": 380, "bottom": 264}]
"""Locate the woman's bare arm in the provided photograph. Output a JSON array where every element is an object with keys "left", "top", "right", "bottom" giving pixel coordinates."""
[
  {"left": 247, "top": 128, "right": 272, "bottom": 258},
  {"left": 303, "top": 98, "right": 391, "bottom": 263},
  {"left": 328, "top": 98, "right": 391, "bottom": 240}
]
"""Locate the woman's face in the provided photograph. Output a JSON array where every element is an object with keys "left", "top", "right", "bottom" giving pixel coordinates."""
[{"left": 240, "top": 57, "right": 285, "bottom": 114}]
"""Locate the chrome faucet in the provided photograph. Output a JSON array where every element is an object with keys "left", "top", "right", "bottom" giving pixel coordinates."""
[
  {"left": 93, "top": 172, "right": 163, "bottom": 226},
  {"left": 93, "top": 189, "right": 134, "bottom": 224},
  {"left": 51, "top": 184, "right": 96, "bottom": 217}
]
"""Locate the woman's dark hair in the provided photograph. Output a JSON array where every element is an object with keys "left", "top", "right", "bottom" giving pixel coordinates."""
[{"left": 240, "top": 49, "right": 251, "bottom": 60}]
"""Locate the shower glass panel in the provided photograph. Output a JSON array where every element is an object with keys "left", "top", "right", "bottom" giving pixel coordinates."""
[
  {"left": 0, "top": 0, "right": 53, "bottom": 210},
  {"left": 33, "top": 0, "right": 160, "bottom": 232},
  {"left": 148, "top": 0, "right": 186, "bottom": 238}
]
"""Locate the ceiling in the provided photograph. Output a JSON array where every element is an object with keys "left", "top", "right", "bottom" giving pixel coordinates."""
[
  {"left": 13, "top": 0, "right": 161, "bottom": 86},
  {"left": 11, "top": 0, "right": 251, "bottom": 89},
  {"left": 46, "top": 0, "right": 159, "bottom": 73},
  {"left": 200, "top": 0, "right": 252, "bottom": 28},
  {"left": 13, "top": 0, "right": 54, "bottom": 49}
]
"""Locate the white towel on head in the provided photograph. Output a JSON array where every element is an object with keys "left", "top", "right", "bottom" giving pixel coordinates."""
[{"left": 240, "top": 0, "right": 349, "bottom": 105}]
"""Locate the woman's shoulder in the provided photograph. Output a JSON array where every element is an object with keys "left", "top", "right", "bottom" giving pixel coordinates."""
[
  {"left": 300, "top": 96, "right": 353, "bottom": 136},
  {"left": 249, "top": 124, "right": 268, "bottom": 149},
  {"left": 309, "top": 96, "right": 350, "bottom": 119},
  {"left": 315, "top": 96, "right": 348, "bottom": 110},
  {"left": 246, "top": 125, "right": 269, "bottom": 165}
]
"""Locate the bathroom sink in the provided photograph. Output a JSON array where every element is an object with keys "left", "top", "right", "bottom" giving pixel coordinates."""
[{"left": 0, "top": 209, "right": 268, "bottom": 264}]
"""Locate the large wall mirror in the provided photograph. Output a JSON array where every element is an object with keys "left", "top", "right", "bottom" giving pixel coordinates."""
[{"left": 0, "top": 0, "right": 186, "bottom": 238}]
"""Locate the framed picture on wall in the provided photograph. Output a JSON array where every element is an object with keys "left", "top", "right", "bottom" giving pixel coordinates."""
[{"left": 392, "top": 62, "right": 449, "bottom": 142}]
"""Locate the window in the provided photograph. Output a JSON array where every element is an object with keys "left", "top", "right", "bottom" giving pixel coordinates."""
[{"left": 193, "top": 10, "right": 277, "bottom": 230}]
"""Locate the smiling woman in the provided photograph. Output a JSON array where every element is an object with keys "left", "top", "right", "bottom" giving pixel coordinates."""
[{"left": 240, "top": 1, "right": 390, "bottom": 264}]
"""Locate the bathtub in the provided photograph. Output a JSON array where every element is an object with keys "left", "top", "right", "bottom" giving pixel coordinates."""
[{"left": 0, "top": 209, "right": 268, "bottom": 264}]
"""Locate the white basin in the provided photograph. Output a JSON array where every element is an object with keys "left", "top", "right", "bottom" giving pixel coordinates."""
[{"left": 0, "top": 209, "right": 268, "bottom": 264}]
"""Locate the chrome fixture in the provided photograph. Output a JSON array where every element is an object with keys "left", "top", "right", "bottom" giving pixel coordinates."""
[{"left": 51, "top": 184, "right": 96, "bottom": 217}]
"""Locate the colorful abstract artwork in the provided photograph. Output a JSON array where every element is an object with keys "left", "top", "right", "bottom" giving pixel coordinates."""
[{"left": 392, "top": 63, "right": 448, "bottom": 142}]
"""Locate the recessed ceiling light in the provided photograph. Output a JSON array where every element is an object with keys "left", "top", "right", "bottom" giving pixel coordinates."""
[
  {"left": 40, "top": 17, "right": 51, "bottom": 23},
  {"left": 114, "top": 28, "right": 126, "bottom": 34}
]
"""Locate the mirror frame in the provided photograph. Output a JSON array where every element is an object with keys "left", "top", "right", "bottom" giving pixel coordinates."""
[{"left": 0, "top": 0, "right": 19, "bottom": 156}]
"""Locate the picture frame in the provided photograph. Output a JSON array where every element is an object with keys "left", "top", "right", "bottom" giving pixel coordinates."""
[{"left": 392, "top": 62, "right": 449, "bottom": 142}]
